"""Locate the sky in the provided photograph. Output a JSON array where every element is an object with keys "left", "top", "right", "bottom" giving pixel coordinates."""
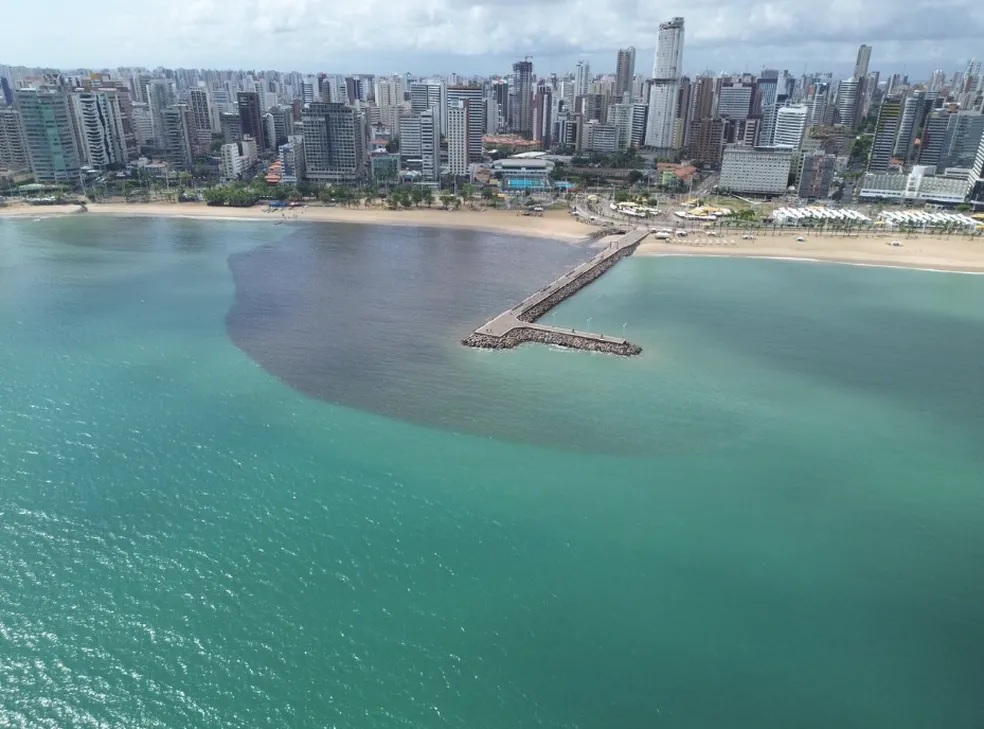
[{"left": 3, "top": 0, "right": 983, "bottom": 79}]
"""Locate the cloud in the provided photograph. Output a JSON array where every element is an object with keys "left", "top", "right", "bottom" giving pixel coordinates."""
[{"left": 2, "top": 0, "right": 982, "bottom": 75}]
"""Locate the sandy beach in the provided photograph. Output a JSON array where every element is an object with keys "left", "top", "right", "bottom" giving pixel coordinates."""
[
  {"left": 635, "top": 231, "right": 984, "bottom": 273},
  {"left": 0, "top": 201, "right": 591, "bottom": 242},
  {"left": 3, "top": 201, "right": 984, "bottom": 272}
]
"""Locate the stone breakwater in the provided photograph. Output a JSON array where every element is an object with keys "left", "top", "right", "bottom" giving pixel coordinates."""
[
  {"left": 517, "top": 243, "right": 637, "bottom": 323},
  {"left": 462, "top": 229, "right": 648, "bottom": 356},
  {"left": 463, "top": 327, "right": 642, "bottom": 356}
]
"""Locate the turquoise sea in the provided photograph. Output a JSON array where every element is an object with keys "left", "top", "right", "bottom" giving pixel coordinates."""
[{"left": 2, "top": 216, "right": 984, "bottom": 728}]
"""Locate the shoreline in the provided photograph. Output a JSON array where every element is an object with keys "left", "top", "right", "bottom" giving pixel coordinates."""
[
  {"left": 4, "top": 201, "right": 984, "bottom": 273},
  {"left": 0, "top": 201, "right": 591, "bottom": 242},
  {"left": 636, "top": 235, "right": 984, "bottom": 274}
]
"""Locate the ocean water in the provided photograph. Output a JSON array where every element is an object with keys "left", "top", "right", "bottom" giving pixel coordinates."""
[{"left": 1, "top": 216, "right": 983, "bottom": 728}]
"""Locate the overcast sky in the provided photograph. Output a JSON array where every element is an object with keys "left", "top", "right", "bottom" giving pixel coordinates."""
[{"left": 3, "top": 0, "right": 983, "bottom": 79}]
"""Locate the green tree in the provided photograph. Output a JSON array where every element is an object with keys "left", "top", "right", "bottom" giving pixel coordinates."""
[
  {"left": 627, "top": 170, "right": 645, "bottom": 185},
  {"left": 481, "top": 187, "right": 498, "bottom": 208}
]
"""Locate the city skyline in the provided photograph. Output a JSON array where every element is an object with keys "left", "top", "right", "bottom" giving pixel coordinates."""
[{"left": 1, "top": 0, "right": 982, "bottom": 77}]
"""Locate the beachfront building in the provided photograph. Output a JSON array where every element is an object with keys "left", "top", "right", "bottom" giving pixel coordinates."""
[
  {"left": 797, "top": 152, "right": 837, "bottom": 199},
  {"left": 16, "top": 88, "right": 82, "bottom": 183},
  {"left": 70, "top": 90, "right": 129, "bottom": 169},
  {"left": 491, "top": 156, "right": 554, "bottom": 193},
  {"left": 447, "top": 85, "right": 485, "bottom": 161},
  {"left": 418, "top": 109, "right": 441, "bottom": 182},
  {"left": 859, "top": 166, "right": 974, "bottom": 205},
  {"left": 0, "top": 107, "right": 30, "bottom": 173},
  {"left": 301, "top": 102, "right": 369, "bottom": 184},
  {"left": 369, "top": 150, "right": 399, "bottom": 186},
  {"left": 719, "top": 145, "right": 793, "bottom": 196},
  {"left": 220, "top": 142, "right": 245, "bottom": 180},
  {"left": 278, "top": 136, "right": 304, "bottom": 184},
  {"left": 446, "top": 100, "right": 469, "bottom": 177}
]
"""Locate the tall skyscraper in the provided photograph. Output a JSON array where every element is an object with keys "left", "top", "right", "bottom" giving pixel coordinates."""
[
  {"left": 533, "top": 81, "right": 553, "bottom": 149},
  {"left": 301, "top": 102, "right": 368, "bottom": 184},
  {"left": 645, "top": 17, "right": 685, "bottom": 149},
  {"left": 512, "top": 59, "right": 534, "bottom": 137},
  {"left": 574, "top": 61, "right": 591, "bottom": 98},
  {"left": 868, "top": 96, "right": 903, "bottom": 172},
  {"left": 447, "top": 85, "right": 485, "bottom": 161},
  {"left": 0, "top": 107, "right": 30, "bottom": 172},
  {"left": 419, "top": 108, "right": 441, "bottom": 181},
  {"left": 162, "top": 104, "right": 194, "bottom": 171},
  {"left": 70, "top": 90, "right": 128, "bottom": 169},
  {"left": 446, "top": 100, "right": 469, "bottom": 176},
  {"left": 237, "top": 91, "right": 266, "bottom": 150},
  {"left": 614, "top": 48, "right": 636, "bottom": 100},
  {"left": 854, "top": 45, "right": 872, "bottom": 81},
  {"left": 894, "top": 90, "right": 933, "bottom": 160},
  {"left": 145, "top": 79, "right": 174, "bottom": 148},
  {"left": 16, "top": 88, "right": 81, "bottom": 183},
  {"left": 186, "top": 87, "right": 212, "bottom": 149}
]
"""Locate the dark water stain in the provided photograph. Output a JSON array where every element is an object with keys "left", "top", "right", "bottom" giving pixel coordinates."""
[{"left": 224, "top": 223, "right": 613, "bottom": 450}]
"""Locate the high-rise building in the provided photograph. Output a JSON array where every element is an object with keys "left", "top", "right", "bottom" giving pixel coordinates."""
[
  {"left": 186, "top": 87, "right": 212, "bottom": 149},
  {"left": 894, "top": 91, "right": 933, "bottom": 160},
  {"left": 375, "top": 76, "right": 403, "bottom": 135},
  {"left": 0, "top": 107, "right": 30, "bottom": 172},
  {"left": 161, "top": 104, "right": 194, "bottom": 171},
  {"left": 16, "top": 88, "right": 82, "bottom": 183},
  {"left": 692, "top": 118, "right": 725, "bottom": 166},
  {"left": 419, "top": 108, "right": 441, "bottom": 181},
  {"left": 757, "top": 70, "right": 780, "bottom": 110},
  {"left": 614, "top": 48, "right": 636, "bottom": 100},
  {"left": 130, "top": 102, "right": 155, "bottom": 147},
  {"left": 645, "top": 17, "right": 684, "bottom": 149},
  {"left": 145, "top": 79, "right": 174, "bottom": 148},
  {"left": 629, "top": 103, "right": 648, "bottom": 148},
  {"left": 574, "top": 61, "right": 591, "bottom": 98},
  {"left": 301, "top": 102, "right": 368, "bottom": 184},
  {"left": 219, "top": 112, "right": 242, "bottom": 143},
  {"left": 868, "top": 96, "right": 903, "bottom": 172},
  {"left": 447, "top": 85, "right": 485, "bottom": 161},
  {"left": 446, "top": 100, "right": 469, "bottom": 176},
  {"left": 798, "top": 151, "right": 836, "bottom": 199},
  {"left": 410, "top": 81, "right": 447, "bottom": 135},
  {"left": 773, "top": 105, "right": 809, "bottom": 148},
  {"left": 237, "top": 91, "right": 266, "bottom": 150},
  {"left": 533, "top": 82, "right": 553, "bottom": 149},
  {"left": 718, "top": 82, "right": 753, "bottom": 120},
  {"left": 917, "top": 109, "right": 952, "bottom": 167},
  {"left": 512, "top": 59, "right": 534, "bottom": 136},
  {"left": 854, "top": 45, "right": 872, "bottom": 82},
  {"left": 942, "top": 111, "right": 984, "bottom": 169},
  {"left": 70, "top": 90, "right": 128, "bottom": 169},
  {"left": 835, "top": 78, "right": 861, "bottom": 129},
  {"left": 609, "top": 103, "right": 634, "bottom": 150}
]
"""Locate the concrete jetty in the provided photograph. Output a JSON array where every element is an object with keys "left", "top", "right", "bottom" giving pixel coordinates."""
[{"left": 462, "top": 228, "right": 648, "bottom": 356}]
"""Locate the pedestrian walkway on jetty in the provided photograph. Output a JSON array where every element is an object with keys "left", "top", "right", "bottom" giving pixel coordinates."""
[{"left": 462, "top": 228, "right": 648, "bottom": 356}]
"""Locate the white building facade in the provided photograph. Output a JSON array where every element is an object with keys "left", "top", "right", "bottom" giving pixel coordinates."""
[
  {"left": 719, "top": 145, "right": 793, "bottom": 195},
  {"left": 645, "top": 17, "right": 685, "bottom": 149}
]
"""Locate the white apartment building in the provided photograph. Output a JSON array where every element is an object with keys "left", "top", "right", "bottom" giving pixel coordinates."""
[
  {"left": 773, "top": 105, "right": 809, "bottom": 148},
  {"left": 719, "top": 145, "right": 794, "bottom": 195},
  {"left": 446, "top": 101, "right": 469, "bottom": 176},
  {"left": 220, "top": 142, "right": 244, "bottom": 180},
  {"left": 645, "top": 17, "right": 685, "bottom": 149}
]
